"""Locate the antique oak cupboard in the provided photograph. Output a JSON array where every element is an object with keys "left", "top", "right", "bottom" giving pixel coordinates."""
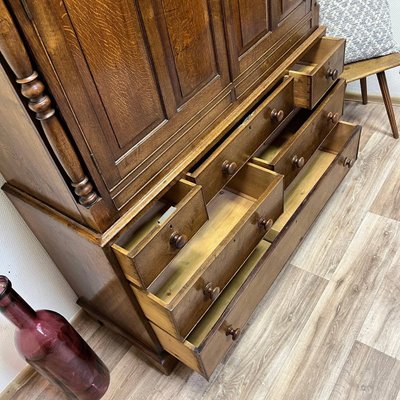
[{"left": 0, "top": 0, "right": 360, "bottom": 378}]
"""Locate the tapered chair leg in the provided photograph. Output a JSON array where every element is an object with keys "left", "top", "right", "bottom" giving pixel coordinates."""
[
  {"left": 360, "top": 77, "right": 368, "bottom": 105},
  {"left": 377, "top": 71, "right": 399, "bottom": 139}
]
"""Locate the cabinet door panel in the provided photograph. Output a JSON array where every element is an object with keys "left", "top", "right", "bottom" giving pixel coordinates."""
[
  {"left": 162, "top": 0, "right": 218, "bottom": 101},
  {"left": 238, "top": 0, "right": 270, "bottom": 50},
  {"left": 65, "top": 0, "right": 166, "bottom": 150},
  {"left": 223, "top": 0, "right": 312, "bottom": 95}
]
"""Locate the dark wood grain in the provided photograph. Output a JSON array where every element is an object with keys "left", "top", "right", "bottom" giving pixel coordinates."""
[
  {"left": 237, "top": 0, "right": 269, "bottom": 49},
  {"left": 161, "top": 0, "right": 217, "bottom": 99},
  {"left": 113, "top": 180, "right": 208, "bottom": 289},
  {"left": 0, "top": 0, "right": 353, "bottom": 381},
  {"left": 281, "top": 0, "right": 305, "bottom": 20},
  {"left": 64, "top": 0, "right": 166, "bottom": 150},
  {"left": 289, "top": 36, "right": 345, "bottom": 109},
  {"left": 187, "top": 77, "right": 295, "bottom": 203}
]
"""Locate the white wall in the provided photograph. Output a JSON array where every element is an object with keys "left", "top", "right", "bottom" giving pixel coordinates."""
[
  {"left": 347, "top": 0, "right": 400, "bottom": 97},
  {"left": 0, "top": 173, "right": 79, "bottom": 393}
]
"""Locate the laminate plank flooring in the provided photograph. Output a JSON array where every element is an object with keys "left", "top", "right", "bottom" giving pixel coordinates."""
[
  {"left": 358, "top": 244, "right": 400, "bottom": 359},
  {"left": 267, "top": 213, "right": 400, "bottom": 400},
  {"left": 370, "top": 159, "right": 400, "bottom": 221},
  {"left": 4, "top": 101, "right": 400, "bottom": 400},
  {"left": 329, "top": 341, "right": 400, "bottom": 400}
]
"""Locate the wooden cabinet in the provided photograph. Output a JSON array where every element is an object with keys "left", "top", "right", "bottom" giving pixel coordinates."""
[
  {"left": 4, "top": 0, "right": 317, "bottom": 215},
  {"left": 0, "top": 0, "right": 364, "bottom": 381}
]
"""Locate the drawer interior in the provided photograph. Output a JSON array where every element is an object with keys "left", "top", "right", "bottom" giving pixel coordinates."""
[
  {"left": 254, "top": 108, "right": 311, "bottom": 165},
  {"left": 113, "top": 179, "right": 208, "bottom": 287},
  {"left": 116, "top": 180, "right": 198, "bottom": 252},
  {"left": 290, "top": 37, "right": 344, "bottom": 76},
  {"left": 148, "top": 163, "right": 280, "bottom": 304},
  {"left": 264, "top": 122, "right": 359, "bottom": 241}
]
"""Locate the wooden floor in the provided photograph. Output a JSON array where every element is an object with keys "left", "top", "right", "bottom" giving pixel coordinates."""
[{"left": 5, "top": 101, "right": 400, "bottom": 400}]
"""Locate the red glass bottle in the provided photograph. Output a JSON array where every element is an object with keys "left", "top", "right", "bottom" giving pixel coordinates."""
[{"left": 0, "top": 275, "right": 110, "bottom": 399}]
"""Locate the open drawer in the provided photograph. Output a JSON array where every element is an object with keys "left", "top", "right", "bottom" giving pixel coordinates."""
[
  {"left": 253, "top": 79, "right": 345, "bottom": 187},
  {"left": 266, "top": 121, "right": 361, "bottom": 242},
  {"left": 186, "top": 77, "right": 295, "bottom": 203},
  {"left": 153, "top": 122, "right": 361, "bottom": 379},
  {"left": 113, "top": 180, "right": 208, "bottom": 288},
  {"left": 289, "top": 36, "right": 345, "bottom": 109},
  {"left": 132, "top": 163, "right": 283, "bottom": 340}
]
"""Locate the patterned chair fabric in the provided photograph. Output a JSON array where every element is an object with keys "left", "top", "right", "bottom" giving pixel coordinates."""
[{"left": 319, "top": 0, "right": 399, "bottom": 64}]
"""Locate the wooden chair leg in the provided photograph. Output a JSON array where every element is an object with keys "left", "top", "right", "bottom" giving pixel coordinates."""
[
  {"left": 377, "top": 71, "right": 399, "bottom": 139},
  {"left": 360, "top": 77, "right": 368, "bottom": 105}
]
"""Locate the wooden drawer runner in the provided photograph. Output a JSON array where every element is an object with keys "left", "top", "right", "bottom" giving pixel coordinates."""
[
  {"left": 113, "top": 180, "right": 208, "bottom": 288},
  {"left": 289, "top": 37, "right": 345, "bottom": 109},
  {"left": 152, "top": 122, "right": 361, "bottom": 379},
  {"left": 133, "top": 163, "right": 283, "bottom": 340},
  {"left": 253, "top": 79, "right": 345, "bottom": 187},
  {"left": 186, "top": 78, "right": 295, "bottom": 203}
]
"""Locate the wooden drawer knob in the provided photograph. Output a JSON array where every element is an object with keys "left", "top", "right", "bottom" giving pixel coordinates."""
[
  {"left": 343, "top": 157, "right": 355, "bottom": 169},
  {"left": 226, "top": 326, "right": 241, "bottom": 341},
  {"left": 204, "top": 282, "right": 220, "bottom": 301},
  {"left": 327, "top": 112, "right": 340, "bottom": 124},
  {"left": 222, "top": 160, "right": 238, "bottom": 175},
  {"left": 326, "top": 68, "right": 339, "bottom": 81},
  {"left": 270, "top": 108, "right": 285, "bottom": 123},
  {"left": 170, "top": 232, "right": 188, "bottom": 249},
  {"left": 259, "top": 217, "right": 274, "bottom": 231},
  {"left": 292, "top": 155, "right": 305, "bottom": 169}
]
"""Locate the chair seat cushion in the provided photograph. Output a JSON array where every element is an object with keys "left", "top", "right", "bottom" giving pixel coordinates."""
[{"left": 319, "top": 0, "right": 399, "bottom": 64}]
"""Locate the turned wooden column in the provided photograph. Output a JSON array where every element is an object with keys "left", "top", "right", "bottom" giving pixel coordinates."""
[{"left": 0, "top": 0, "right": 99, "bottom": 207}]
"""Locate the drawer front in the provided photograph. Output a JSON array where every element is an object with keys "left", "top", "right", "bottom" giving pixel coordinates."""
[
  {"left": 290, "top": 37, "right": 345, "bottom": 109},
  {"left": 113, "top": 180, "right": 208, "bottom": 288},
  {"left": 187, "top": 78, "right": 295, "bottom": 203},
  {"left": 311, "top": 38, "right": 345, "bottom": 108},
  {"left": 260, "top": 79, "right": 345, "bottom": 187},
  {"left": 133, "top": 164, "right": 284, "bottom": 340},
  {"left": 152, "top": 122, "right": 361, "bottom": 379}
]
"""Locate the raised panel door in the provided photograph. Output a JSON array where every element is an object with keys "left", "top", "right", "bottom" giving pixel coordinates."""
[
  {"left": 64, "top": 0, "right": 166, "bottom": 151},
  {"left": 62, "top": 0, "right": 232, "bottom": 207},
  {"left": 159, "top": 0, "right": 219, "bottom": 102},
  {"left": 223, "top": 0, "right": 313, "bottom": 98}
]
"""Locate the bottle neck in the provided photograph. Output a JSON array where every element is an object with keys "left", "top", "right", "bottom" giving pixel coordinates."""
[{"left": 0, "top": 276, "right": 37, "bottom": 329}]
